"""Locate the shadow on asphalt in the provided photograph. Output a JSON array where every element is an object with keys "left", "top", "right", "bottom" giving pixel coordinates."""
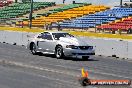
[
  {"left": 65, "top": 57, "right": 99, "bottom": 62},
  {"left": 37, "top": 53, "right": 99, "bottom": 62},
  {"left": 38, "top": 53, "right": 56, "bottom": 58}
]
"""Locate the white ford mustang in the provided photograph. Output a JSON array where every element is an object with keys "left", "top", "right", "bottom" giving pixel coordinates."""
[{"left": 27, "top": 31, "right": 95, "bottom": 60}]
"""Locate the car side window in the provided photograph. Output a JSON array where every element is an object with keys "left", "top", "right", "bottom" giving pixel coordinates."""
[{"left": 38, "top": 33, "right": 53, "bottom": 40}]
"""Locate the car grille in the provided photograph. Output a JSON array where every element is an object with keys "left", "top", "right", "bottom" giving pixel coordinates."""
[{"left": 79, "top": 46, "right": 90, "bottom": 50}]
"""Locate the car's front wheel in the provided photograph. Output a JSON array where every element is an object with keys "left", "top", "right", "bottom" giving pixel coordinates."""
[
  {"left": 30, "top": 43, "right": 37, "bottom": 55},
  {"left": 55, "top": 46, "right": 64, "bottom": 59}
]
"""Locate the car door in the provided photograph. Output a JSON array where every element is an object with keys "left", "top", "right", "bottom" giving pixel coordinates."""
[{"left": 37, "top": 32, "right": 56, "bottom": 53}]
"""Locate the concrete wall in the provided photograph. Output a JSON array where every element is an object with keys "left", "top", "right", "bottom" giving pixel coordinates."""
[
  {"left": 0, "top": 30, "right": 132, "bottom": 59},
  {"left": 81, "top": 37, "right": 130, "bottom": 59},
  {"left": 0, "top": 30, "right": 36, "bottom": 46}
]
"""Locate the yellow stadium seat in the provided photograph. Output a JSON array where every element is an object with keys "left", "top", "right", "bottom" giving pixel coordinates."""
[{"left": 24, "top": 4, "right": 109, "bottom": 27}]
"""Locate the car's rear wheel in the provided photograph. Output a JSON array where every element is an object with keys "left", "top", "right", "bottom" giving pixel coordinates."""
[
  {"left": 30, "top": 43, "right": 37, "bottom": 55},
  {"left": 55, "top": 46, "right": 64, "bottom": 59}
]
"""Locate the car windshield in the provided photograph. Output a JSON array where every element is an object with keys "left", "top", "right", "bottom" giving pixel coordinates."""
[{"left": 52, "top": 33, "right": 74, "bottom": 40}]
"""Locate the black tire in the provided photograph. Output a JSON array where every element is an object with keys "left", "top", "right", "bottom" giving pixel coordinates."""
[
  {"left": 30, "top": 43, "right": 37, "bottom": 55},
  {"left": 55, "top": 46, "right": 64, "bottom": 59}
]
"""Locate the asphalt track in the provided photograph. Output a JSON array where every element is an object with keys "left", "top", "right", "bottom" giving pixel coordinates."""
[{"left": 0, "top": 43, "right": 132, "bottom": 88}]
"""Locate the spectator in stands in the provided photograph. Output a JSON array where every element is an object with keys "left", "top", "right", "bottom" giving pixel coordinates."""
[
  {"left": 57, "top": 22, "right": 61, "bottom": 31},
  {"left": 18, "top": 21, "right": 21, "bottom": 28},
  {"left": 45, "top": 23, "right": 49, "bottom": 30},
  {"left": 112, "top": 29, "right": 115, "bottom": 34},
  {"left": 118, "top": 29, "right": 122, "bottom": 35},
  {"left": 21, "top": 21, "right": 24, "bottom": 28},
  {"left": 49, "top": 22, "right": 53, "bottom": 30},
  {"left": 127, "top": 28, "right": 132, "bottom": 34}
]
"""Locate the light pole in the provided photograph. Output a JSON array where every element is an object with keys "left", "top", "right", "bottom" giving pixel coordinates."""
[
  {"left": 120, "top": 0, "right": 123, "bottom": 7},
  {"left": 63, "top": 0, "right": 65, "bottom": 4},
  {"left": 95, "top": 19, "right": 96, "bottom": 33},
  {"left": 29, "top": 0, "right": 33, "bottom": 29}
]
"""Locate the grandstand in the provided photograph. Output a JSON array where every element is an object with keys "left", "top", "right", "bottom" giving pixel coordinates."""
[
  {"left": 0, "top": 2, "right": 56, "bottom": 26},
  {"left": 95, "top": 7, "right": 132, "bottom": 34},
  {"left": 0, "top": 0, "right": 13, "bottom": 7},
  {"left": 23, "top": 3, "right": 91, "bottom": 27},
  {"left": 22, "top": 4, "right": 109, "bottom": 27},
  {"left": 52, "top": 5, "right": 110, "bottom": 29},
  {"left": 97, "top": 16, "right": 132, "bottom": 33},
  {"left": 57, "top": 7, "right": 131, "bottom": 29},
  {"left": 0, "top": 2, "right": 55, "bottom": 19},
  {"left": 19, "top": 5, "right": 64, "bottom": 20}
]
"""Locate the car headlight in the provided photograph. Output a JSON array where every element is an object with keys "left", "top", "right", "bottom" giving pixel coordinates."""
[{"left": 66, "top": 45, "right": 78, "bottom": 49}]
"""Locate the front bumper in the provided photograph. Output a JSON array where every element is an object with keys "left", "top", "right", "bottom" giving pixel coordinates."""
[{"left": 63, "top": 48, "right": 95, "bottom": 59}]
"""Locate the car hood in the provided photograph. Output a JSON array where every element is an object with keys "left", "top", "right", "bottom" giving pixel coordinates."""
[{"left": 59, "top": 37, "right": 88, "bottom": 46}]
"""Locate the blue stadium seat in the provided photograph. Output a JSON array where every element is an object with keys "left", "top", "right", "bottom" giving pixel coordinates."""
[{"left": 53, "top": 8, "right": 132, "bottom": 28}]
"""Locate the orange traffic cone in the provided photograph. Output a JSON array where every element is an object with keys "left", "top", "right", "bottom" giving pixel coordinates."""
[
  {"left": 79, "top": 68, "right": 90, "bottom": 86},
  {"left": 81, "top": 68, "right": 89, "bottom": 78}
]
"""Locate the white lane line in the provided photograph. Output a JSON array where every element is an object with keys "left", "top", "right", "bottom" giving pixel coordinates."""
[
  {"left": 34, "top": 63, "right": 132, "bottom": 80},
  {"left": 0, "top": 65, "right": 82, "bottom": 88},
  {"left": 0, "top": 59, "right": 80, "bottom": 77},
  {"left": 1, "top": 45, "right": 130, "bottom": 75},
  {"left": 0, "top": 59, "right": 131, "bottom": 80},
  {"left": 0, "top": 46, "right": 27, "bottom": 53},
  {"left": 1, "top": 51, "right": 131, "bottom": 77},
  {"left": 37, "top": 74, "right": 79, "bottom": 86},
  {"left": 35, "top": 63, "right": 132, "bottom": 80},
  {"left": 89, "top": 71, "right": 132, "bottom": 79},
  {"left": 32, "top": 55, "right": 132, "bottom": 75}
]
